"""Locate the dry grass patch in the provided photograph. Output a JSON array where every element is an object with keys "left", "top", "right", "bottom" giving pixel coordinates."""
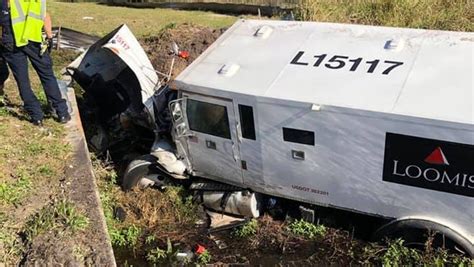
[{"left": 296, "top": 0, "right": 473, "bottom": 31}]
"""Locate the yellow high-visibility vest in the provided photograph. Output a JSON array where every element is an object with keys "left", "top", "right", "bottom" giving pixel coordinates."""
[{"left": 9, "top": 0, "right": 45, "bottom": 47}]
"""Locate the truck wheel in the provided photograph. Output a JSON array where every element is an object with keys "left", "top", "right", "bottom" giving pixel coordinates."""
[
  {"left": 122, "top": 154, "right": 164, "bottom": 191},
  {"left": 373, "top": 219, "right": 473, "bottom": 257}
]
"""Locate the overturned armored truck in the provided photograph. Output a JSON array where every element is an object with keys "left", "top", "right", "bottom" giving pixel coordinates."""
[{"left": 69, "top": 20, "right": 473, "bottom": 255}]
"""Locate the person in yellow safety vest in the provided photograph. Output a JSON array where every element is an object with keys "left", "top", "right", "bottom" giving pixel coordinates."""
[{"left": 0, "top": 0, "right": 70, "bottom": 126}]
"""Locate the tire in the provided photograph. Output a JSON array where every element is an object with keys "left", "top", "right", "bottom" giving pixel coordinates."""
[
  {"left": 373, "top": 219, "right": 473, "bottom": 257},
  {"left": 122, "top": 154, "right": 163, "bottom": 191}
]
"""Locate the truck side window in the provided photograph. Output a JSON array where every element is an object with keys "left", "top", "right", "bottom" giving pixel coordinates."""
[
  {"left": 282, "top": 127, "right": 314, "bottom": 146},
  {"left": 187, "top": 99, "right": 231, "bottom": 139},
  {"left": 238, "top": 104, "right": 256, "bottom": 140}
]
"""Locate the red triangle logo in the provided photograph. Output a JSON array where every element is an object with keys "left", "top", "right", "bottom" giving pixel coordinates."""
[{"left": 424, "top": 147, "right": 449, "bottom": 165}]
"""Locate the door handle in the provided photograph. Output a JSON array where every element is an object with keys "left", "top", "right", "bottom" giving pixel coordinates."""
[
  {"left": 292, "top": 150, "right": 305, "bottom": 160},
  {"left": 206, "top": 140, "right": 216, "bottom": 150}
]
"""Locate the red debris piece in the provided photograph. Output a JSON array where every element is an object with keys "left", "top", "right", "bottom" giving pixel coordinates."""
[
  {"left": 178, "top": 50, "right": 190, "bottom": 59},
  {"left": 195, "top": 244, "right": 206, "bottom": 255}
]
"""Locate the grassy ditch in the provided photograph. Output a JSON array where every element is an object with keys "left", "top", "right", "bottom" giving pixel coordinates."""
[
  {"left": 88, "top": 155, "right": 474, "bottom": 266},
  {"left": 91, "top": 156, "right": 207, "bottom": 265},
  {"left": 24, "top": 199, "right": 89, "bottom": 242}
]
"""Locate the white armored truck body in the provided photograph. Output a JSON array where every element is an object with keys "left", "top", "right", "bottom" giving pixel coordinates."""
[
  {"left": 69, "top": 20, "right": 474, "bottom": 255},
  {"left": 171, "top": 20, "right": 473, "bottom": 253}
]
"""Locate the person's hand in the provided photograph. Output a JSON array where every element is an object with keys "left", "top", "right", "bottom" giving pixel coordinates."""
[
  {"left": 46, "top": 37, "right": 53, "bottom": 53},
  {"left": 40, "top": 37, "right": 53, "bottom": 56}
]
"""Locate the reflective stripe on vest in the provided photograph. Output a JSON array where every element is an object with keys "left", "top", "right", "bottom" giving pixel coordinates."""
[{"left": 9, "top": 0, "right": 45, "bottom": 47}]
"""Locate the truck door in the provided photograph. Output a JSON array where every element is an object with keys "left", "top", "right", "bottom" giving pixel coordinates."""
[
  {"left": 234, "top": 104, "right": 264, "bottom": 189},
  {"left": 183, "top": 94, "right": 243, "bottom": 185}
]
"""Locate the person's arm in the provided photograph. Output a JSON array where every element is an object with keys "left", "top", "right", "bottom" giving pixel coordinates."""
[{"left": 43, "top": 13, "right": 52, "bottom": 39}]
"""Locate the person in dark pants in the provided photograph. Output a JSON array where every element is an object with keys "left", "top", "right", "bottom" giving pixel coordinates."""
[
  {"left": 0, "top": 0, "right": 70, "bottom": 126},
  {"left": 0, "top": 55, "right": 9, "bottom": 105}
]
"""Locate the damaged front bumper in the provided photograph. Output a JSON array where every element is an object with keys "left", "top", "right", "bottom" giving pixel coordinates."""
[{"left": 66, "top": 24, "right": 175, "bottom": 131}]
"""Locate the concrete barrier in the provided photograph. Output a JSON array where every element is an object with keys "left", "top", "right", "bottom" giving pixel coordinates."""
[{"left": 62, "top": 73, "right": 117, "bottom": 266}]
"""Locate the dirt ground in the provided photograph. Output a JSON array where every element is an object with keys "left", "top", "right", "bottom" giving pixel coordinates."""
[{"left": 141, "top": 23, "right": 225, "bottom": 80}]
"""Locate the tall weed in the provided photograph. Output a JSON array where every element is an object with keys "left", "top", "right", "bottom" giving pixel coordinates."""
[{"left": 295, "top": 0, "right": 473, "bottom": 31}]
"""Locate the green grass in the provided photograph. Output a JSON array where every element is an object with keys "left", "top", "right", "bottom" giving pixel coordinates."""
[
  {"left": 0, "top": 168, "right": 32, "bottom": 204},
  {"left": 197, "top": 249, "right": 212, "bottom": 265},
  {"left": 24, "top": 200, "right": 89, "bottom": 242},
  {"left": 0, "top": 213, "right": 24, "bottom": 263},
  {"left": 0, "top": 230, "right": 23, "bottom": 264},
  {"left": 55, "top": 200, "right": 90, "bottom": 231},
  {"left": 295, "top": 0, "right": 473, "bottom": 31},
  {"left": 49, "top": 1, "right": 237, "bottom": 37},
  {"left": 361, "top": 238, "right": 474, "bottom": 266},
  {"left": 146, "top": 237, "right": 179, "bottom": 264},
  {"left": 287, "top": 219, "right": 327, "bottom": 239},
  {"left": 110, "top": 224, "right": 142, "bottom": 248},
  {"left": 92, "top": 156, "right": 143, "bottom": 249},
  {"left": 232, "top": 219, "right": 258, "bottom": 238}
]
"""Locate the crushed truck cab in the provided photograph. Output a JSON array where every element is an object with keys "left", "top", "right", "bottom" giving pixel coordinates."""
[{"left": 69, "top": 20, "right": 474, "bottom": 255}]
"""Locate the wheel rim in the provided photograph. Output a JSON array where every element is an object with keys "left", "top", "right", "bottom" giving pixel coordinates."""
[{"left": 137, "top": 177, "right": 155, "bottom": 188}]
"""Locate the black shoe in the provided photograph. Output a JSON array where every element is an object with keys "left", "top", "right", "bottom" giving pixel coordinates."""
[
  {"left": 58, "top": 114, "right": 71, "bottom": 124},
  {"left": 31, "top": 120, "right": 43, "bottom": 127}
]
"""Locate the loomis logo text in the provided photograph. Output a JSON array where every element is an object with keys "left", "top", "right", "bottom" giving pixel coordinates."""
[{"left": 383, "top": 133, "right": 473, "bottom": 197}]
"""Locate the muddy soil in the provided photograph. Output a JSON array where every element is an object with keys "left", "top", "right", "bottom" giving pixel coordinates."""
[{"left": 141, "top": 23, "right": 226, "bottom": 80}]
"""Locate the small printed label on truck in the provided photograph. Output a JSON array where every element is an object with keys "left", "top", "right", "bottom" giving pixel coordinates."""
[{"left": 383, "top": 133, "right": 473, "bottom": 197}]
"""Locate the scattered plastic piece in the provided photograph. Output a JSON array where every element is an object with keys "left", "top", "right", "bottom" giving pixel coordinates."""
[
  {"left": 179, "top": 51, "right": 189, "bottom": 59},
  {"left": 195, "top": 244, "right": 206, "bottom": 255}
]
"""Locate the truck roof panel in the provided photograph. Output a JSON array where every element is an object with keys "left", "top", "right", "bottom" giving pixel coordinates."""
[{"left": 175, "top": 19, "right": 473, "bottom": 125}]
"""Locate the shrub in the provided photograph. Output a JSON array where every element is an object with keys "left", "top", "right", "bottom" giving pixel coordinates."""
[
  {"left": 232, "top": 219, "right": 259, "bottom": 238},
  {"left": 287, "top": 219, "right": 326, "bottom": 239}
]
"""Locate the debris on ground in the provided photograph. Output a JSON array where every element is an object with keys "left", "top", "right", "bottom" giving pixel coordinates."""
[
  {"left": 52, "top": 27, "right": 99, "bottom": 52},
  {"left": 206, "top": 210, "right": 246, "bottom": 232},
  {"left": 141, "top": 23, "right": 225, "bottom": 80}
]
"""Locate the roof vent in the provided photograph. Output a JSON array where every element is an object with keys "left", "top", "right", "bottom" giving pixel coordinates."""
[
  {"left": 254, "top": 25, "right": 273, "bottom": 39},
  {"left": 384, "top": 39, "right": 405, "bottom": 51},
  {"left": 218, "top": 63, "right": 240, "bottom": 77}
]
